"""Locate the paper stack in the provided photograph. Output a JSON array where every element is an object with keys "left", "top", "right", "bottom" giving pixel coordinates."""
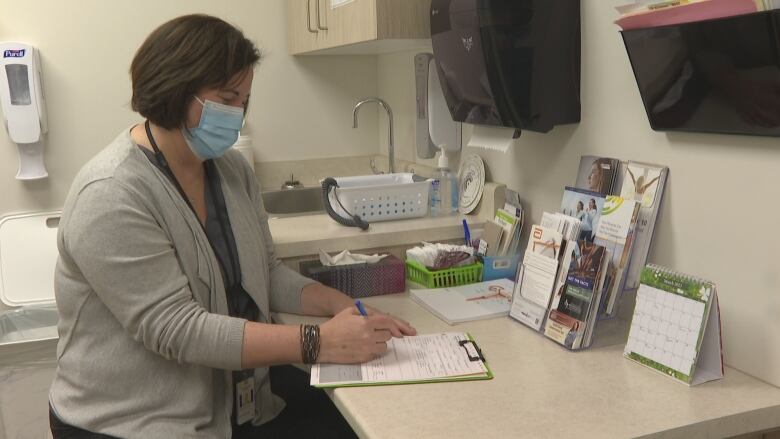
[
  {"left": 541, "top": 212, "right": 584, "bottom": 319},
  {"left": 474, "top": 188, "right": 524, "bottom": 258},
  {"left": 593, "top": 196, "right": 640, "bottom": 316},
  {"left": 509, "top": 223, "right": 566, "bottom": 331},
  {"left": 615, "top": 0, "right": 763, "bottom": 31},
  {"left": 544, "top": 240, "right": 610, "bottom": 350},
  {"left": 495, "top": 206, "right": 523, "bottom": 256},
  {"left": 410, "top": 279, "right": 515, "bottom": 325},
  {"left": 572, "top": 156, "right": 669, "bottom": 298},
  {"left": 617, "top": 161, "right": 669, "bottom": 289}
]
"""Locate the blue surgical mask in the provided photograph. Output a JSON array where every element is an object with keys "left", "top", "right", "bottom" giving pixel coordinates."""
[{"left": 182, "top": 96, "right": 244, "bottom": 160}]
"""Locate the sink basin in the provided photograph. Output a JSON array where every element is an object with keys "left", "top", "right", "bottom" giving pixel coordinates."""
[{"left": 261, "top": 187, "right": 325, "bottom": 216}]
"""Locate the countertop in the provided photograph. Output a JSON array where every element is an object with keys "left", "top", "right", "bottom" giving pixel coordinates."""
[
  {"left": 268, "top": 214, "right": 481, "bottom": 259},
  {"left": 275, "top": 292, "right": 780, "bottom": 439}
]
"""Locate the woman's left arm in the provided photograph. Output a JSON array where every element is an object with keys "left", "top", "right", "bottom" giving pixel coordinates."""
[{"left": 300, "top": 283, "right": 353, "bottom": 316}]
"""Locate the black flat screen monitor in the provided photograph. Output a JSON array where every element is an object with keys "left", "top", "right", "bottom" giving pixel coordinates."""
[{"left": 622, "top": 11, "right": 780, "bottom": 136}]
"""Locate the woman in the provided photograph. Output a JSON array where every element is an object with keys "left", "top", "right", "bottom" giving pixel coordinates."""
[
  {"left": 586, "top": 158, "right": 612, "bottom": 194},
  {"left": 574, "top": 201, "right": 585, "bottom": 223},
  {"left": 577, "top": 199, "right": 593, "bottom": 242},
  {"left": 626, "top": 166, "right": 660, "bottom": 204},
  {"left": 48, "top": 14, "right": 414, "bottom": 438},
  {"left": 586, "top": 198, "right": 599, "bottom": 242}
]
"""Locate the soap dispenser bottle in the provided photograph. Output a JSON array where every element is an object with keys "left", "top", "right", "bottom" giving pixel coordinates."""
[{"left": 435, "top": 144, "right": 458, "bottom": 216}]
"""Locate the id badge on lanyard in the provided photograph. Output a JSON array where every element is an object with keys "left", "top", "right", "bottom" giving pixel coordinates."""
[{"left": 235, "top": 370, "right": 255, "bottom": 426}]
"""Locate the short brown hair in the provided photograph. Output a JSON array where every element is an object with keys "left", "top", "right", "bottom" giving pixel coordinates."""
[{"left": 130, "top": 14, "right": 261, "bottom": 129}]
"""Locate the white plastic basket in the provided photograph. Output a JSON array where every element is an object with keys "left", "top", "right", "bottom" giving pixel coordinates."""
[{"left": 328, "top": 173, "right": 430, "bottom": 222}]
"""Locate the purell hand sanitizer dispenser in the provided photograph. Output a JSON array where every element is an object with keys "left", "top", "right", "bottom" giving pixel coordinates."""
[{"left": 0, "top": 42, "right": 48, "bottom": 180}]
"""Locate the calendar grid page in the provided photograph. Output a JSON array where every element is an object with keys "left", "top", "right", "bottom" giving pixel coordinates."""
[
  {"left": 626, "top": 283, "right": 706, "bottom": 376},
  {"left": 624, "top": 264, "right": 717, "bottom": 385}
]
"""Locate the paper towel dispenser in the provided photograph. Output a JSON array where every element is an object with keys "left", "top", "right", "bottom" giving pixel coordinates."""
[{"left": 430, "top": 0, "right": 581, "bottom": 134}]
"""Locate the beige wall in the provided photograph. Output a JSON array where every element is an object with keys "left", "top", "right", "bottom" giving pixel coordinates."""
[
  {"left": 377, "top": 49, "right": 432, "bottom": 166},
  {"left": 380, "top": 1, "right": 780, "bottom": 386},
  {"left": 0, "top": 0, "right": 379, "bottom": 209},
  {"left": 377, "top": 47, "right": 456, "bottom": 172},
  {"left": 0, "top": 0, "right": 379, "bottom": 311}
]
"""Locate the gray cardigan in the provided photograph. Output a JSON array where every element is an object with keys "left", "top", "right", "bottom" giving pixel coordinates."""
[{"left": 49, "top": 129, "right": 315, "bottom": 438}]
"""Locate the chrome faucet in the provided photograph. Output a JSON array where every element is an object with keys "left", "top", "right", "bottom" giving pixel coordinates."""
[
  {"left": 281, "top": 173, "right": 303, "bottom": 190},
  {"left": 352, "top": 97, "right": 395, "bottom": 174}
]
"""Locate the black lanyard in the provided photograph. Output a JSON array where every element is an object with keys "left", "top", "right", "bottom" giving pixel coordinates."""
[
  {"left": 205, "top": 160, "right": 245, "bottom": 294},
  {"left": 144, "top": 121, "right": 249, "bottom": 317},
  {"left": 145, "top": 121, "right": 202, "bottom": 223}
]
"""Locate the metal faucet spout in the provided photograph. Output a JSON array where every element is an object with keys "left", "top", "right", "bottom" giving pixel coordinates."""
[{"left": 352, "top": 97, "right": 395, "bottom": 174}]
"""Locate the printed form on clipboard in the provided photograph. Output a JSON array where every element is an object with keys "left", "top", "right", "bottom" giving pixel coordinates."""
[{"left": 310, "top": 333, "right": 492, "bottom": 388}]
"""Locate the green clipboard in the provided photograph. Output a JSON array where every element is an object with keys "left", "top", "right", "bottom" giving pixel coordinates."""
[{"left": 312, "top": 333, "right": 494, "bottom": 389}]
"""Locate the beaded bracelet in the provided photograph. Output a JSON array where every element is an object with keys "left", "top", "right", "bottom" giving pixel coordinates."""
[{"left": 300, "top": 324, "right": 321, "bottom": 364}]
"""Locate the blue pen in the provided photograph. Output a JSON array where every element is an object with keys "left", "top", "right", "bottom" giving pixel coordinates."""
[
  {"left": 355, "top": 300, "right": 368, "bottom": 317},
  {"left": 462, "top": 219, "right": 471, "bottom": 247}
]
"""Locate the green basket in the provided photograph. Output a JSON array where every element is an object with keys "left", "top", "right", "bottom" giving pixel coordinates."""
[{"left": 405, "top": 260, "right": 483, "bottom": 289}]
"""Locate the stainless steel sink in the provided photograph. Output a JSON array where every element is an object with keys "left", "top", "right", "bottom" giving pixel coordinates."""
[{"left": 261, "top": 187, "right": 325, "bottom": 216}]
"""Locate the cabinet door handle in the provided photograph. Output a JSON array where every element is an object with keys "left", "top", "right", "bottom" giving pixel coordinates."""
[
  {"left": 307, "top": 0, "right": 318, "bottom": 33},
  {"left": 316, "top": 0, "right": 329, "bottom": 31}
]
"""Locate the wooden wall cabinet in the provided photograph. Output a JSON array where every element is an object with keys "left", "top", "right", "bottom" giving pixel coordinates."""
[{"left": 288, "top": 0, "right": 432, "bottom": 55}]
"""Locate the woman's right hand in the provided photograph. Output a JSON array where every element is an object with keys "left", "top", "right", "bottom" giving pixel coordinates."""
[{"left": 317, "top": 307, "right": 402, "bottom": 364}]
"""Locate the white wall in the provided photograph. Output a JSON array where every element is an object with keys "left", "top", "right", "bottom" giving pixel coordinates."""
[
  {"left": 377, "top": 2, "right": 780, "bottom": 386},
  {"left": 377, "top": 49, "right": 432, "bottom": 167},
  {"left": 0, "top": 0, "right": 379, "bottom": 311},
  {"left": 376, "top": 47, "right": 453, "bottom": 171},
  {"left": 0, "top": 0, "right": 379, "bottom": 209}
]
